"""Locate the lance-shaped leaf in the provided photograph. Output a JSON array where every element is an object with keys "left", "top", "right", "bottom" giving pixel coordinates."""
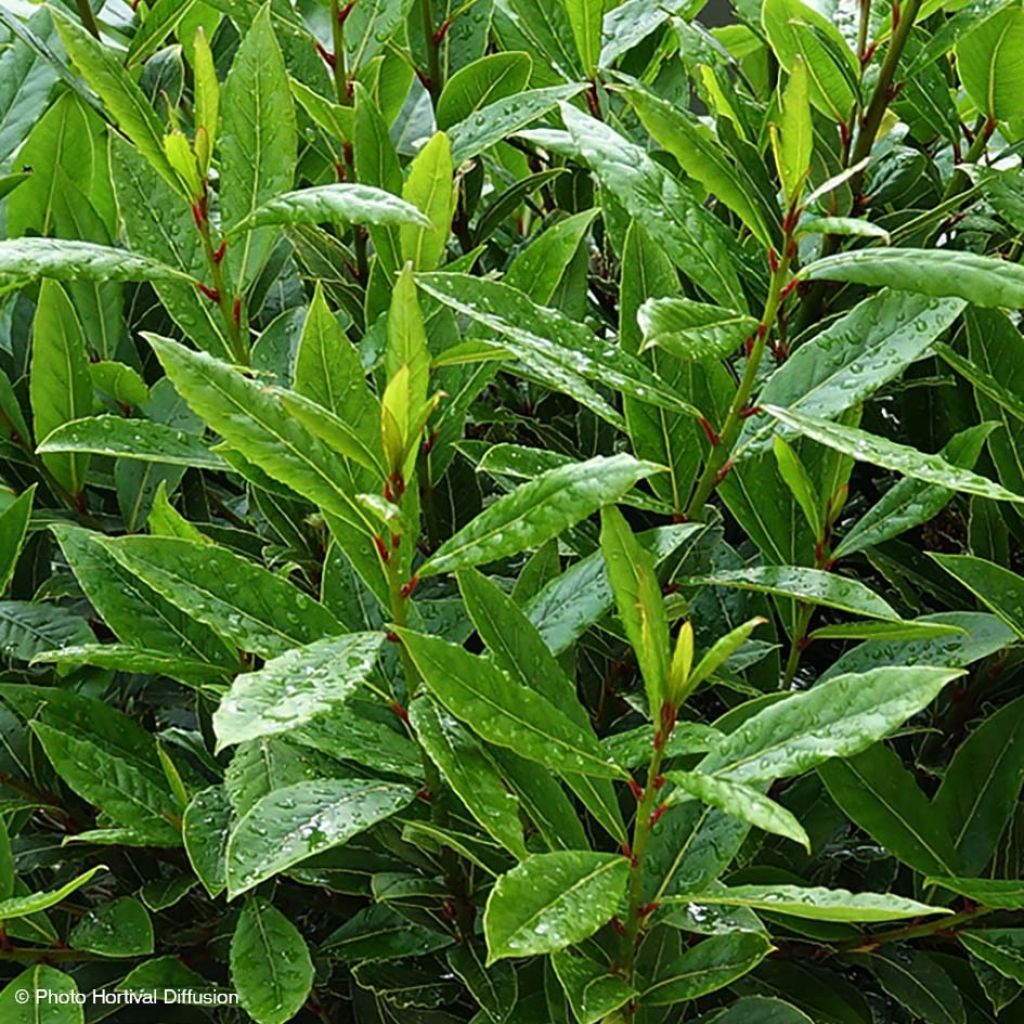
[
  {"left": 699, "top": 666, "right": 962, "bottom": 784},
  {"left": 666, "top": 884, "right": 949, "bottom": 922},
  {"left": 183, "top": 787, "right": 233, "bottom": 898},
  {"left": 956, "top": 6, "right": 1024, "bottom": 121},
  {"left": 960, "top": 931, "right": 1024, "bottom": 984},
  {"left": 689, "top": 566, "right": 899, "bottom": 621},
  {"left": 639, "top": 933, "right": 773, "bottom": 1006},
  {"left": 552, "top": 946, "right": 634, "bottom": 1024},
  {"left": 0, "top": 865, "right": 105, "bottom": 922},
  {"left": 0, "top": 487, "right": 33, "bottom": 596},
  {"left": 396, "top": 628, "right": 626, "bottom": 779},
  {"left": 410, "top": 697, "right": 527, "bottom": 859},
  {"left": 798, "top": 249, "right": 1024, "bottom": 308},
  {"left": 762, "top": 405, "right": 1024, "bottom": 504},
  {"left": 927, "top": 878, "right": 1024, "bottom": 909},
  {"left": 436, "top": 52, "right": 533, "bottom": 130},
  {"left": 773, "top": 57, "right": 813, "bottom": 203},
  {"left": 483, "top": 851, "right": 629, "bottom": 962},
  {"left": 418, "top": 273, "right": 700, "bottom": 420},
  {"left": 666, "top": 771, "right": 810, "bottom": 850},
  {"left": 227, "top": 184, "right": 430, "bottom": 236},
  {"left": 932, "top": 555, "right": 1024, "bottom": 641},
  {"left": 561, "top": 103, "right": 743, "bottom": 308},
  {"left": 621, "top": 83, "right": 776, "bottom": 246},
  {"left": 420, "top": 454, "right": 660, "bottom": 577},
  {"left": 401, "top": 132, "right": 454, "bottom": 271},
  {"left": 213, "top": 633, "right": 384, "bottom": 750},
  {"left": 226, "top": 779, "right": 415, "bottom": 896},
  {"left": 231, "top": 898, "right": 313, "bottom": 1024},
  {"left": 449, "top": 85, "right": 586, "bottom": 164},
  {"left": 101, "top": 536, "right": 344, "bottom": 658},
  {"left": 0, "top": 238, "right": 186, "bottom": 284},
  {"left": 638, "top": 296, "right": 757, "bottom": 365},
  {"left": 600, "top": 506, "right": 669, "bottom": 715},
  {"left": 38, "top": 416, "right": 230, "bottom": 470},
  {"left": 32, "top": 645, "right": 229, "bottom": 686},
  {"left": 146, "top": 334, "right": 372, "bottom": 533}
]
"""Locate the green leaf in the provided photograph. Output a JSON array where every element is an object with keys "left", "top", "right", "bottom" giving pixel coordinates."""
[
  {"left": 0, "top": 966, "right": 84, "bottom": 1024},
  {"left": 762, "top": 0, "right": 858, "bottom": 121},
  {"left": 561, "top": 102, "right": 744, "bottom": 309},
  {"left": 927, "top": 877, "right": 1024, "bottom": 909},
  {"left": 101, "top": 535, "right": 344, "bottom": 658},
  {"left": 600, "top": 506, "right": 669, "bottom": 716},
  {"left": 69, "top": 896, "right": 153, "bottom": 957},
  {"left": 418, "top": 273, "right": 699, "bottom": 424},
  {"left": 400, "top": 132, "right": 454, "bottom": 271},
  {"left": 52, "top": 12, "right": 179, "bottom": 191},
  {"left": 0, "top": 602, "right": 91, "bottom": 663},
  {"left": 146, "top": 334, "right": 373, "bottom": 535},
  {"left": 420, "top": 453, "right": 660, "bottom": 577},
  {"left": 31, "top": 720, "right": 181, "bottom": 844},
  {"left": 931, "top": 554, "right": 1024, "bottom": 638},
  {"left": 639, "top": 933, "right": 773, "bottom": 1005},
  {"left": 956, "top": 6, "right": 1024, "bottom": 121},
  {"left": 621, "top": 83, "right": 776, "bottom": 247},
  {"left": 772, "top": 435, "right": 822, "bottom": 538},
  {"left": 38, "top": 416, "right": 230, "bottom": 470},
  {"left": 397, "top": 628, "right": 626, "bottom": 779},
  {"left": 128, "top": 0, "right": 198, "bottom": 67},
  {"left": 711, "top": 997, "right": 814, "bottom": 1024},
  {"left": 0, "top": 487, "right": 33, "bottom": 595},
  {"left": 0, "top": 238, "right": 187, "bottom": 284},
  {"left": 762, "top": 405, "right": 1024, "bottom": 504},
  {"left": 773, "top": 58, "right": 813, "bottom": 202},
  {"left": 214, "top": 632, "right": 384, "bottom": 749},
  {"left": 700, "top": 666, "right": 962, "bottom": 784},
  {"left": 410, "top": 697, "right": 526, "bottom": 859},
  {"left": 740, "top": 290, "right": 965, "bottom": 454},
  {"left": 483, "top": 851, "right": 629, "bottom": 962},
  {"left": 221, "top": 6, "right": 297, "bottom": 289},
  {"left": 0, "top": 866, "right": 105, "bottom": 924},
  {"left": 667, "top": 884, "right": 948, "bottom": 922},
  {"left": 797, "top": 249, "right": 1024, "bottom": 308},
  {"left": 30, "top": 281, "right": 92, "bottom": 495},
  {"left": 446, "top": 943, "right": 518, "bottom": 1019},
  {"left": 798, "top": 216, "right": 890, "bottom": 242},
  {"left": 449, "top": 85, "right": 586, "bottom": 165},
  {"left": 551, "top": 946, "right": 634, "bottom": 1023},
  {"left": 183, "top": 786, "right": 233, "bottom": 898},
  {"left": 225, "top": 779, "right": 414, "bottom": 896},
  {"left": 638, "top": 296, "right": 757, "bottom": 365},
  {"left": 960, "top": 931, "right": 1024, "bottom": 985},
  {"left": 325, "top": 903, "right": 452, "bottom": 961},
  {"left": 228, "top": 184, "right": 430, "bottom": 236},
  {"left": 230, "top": 897, "right": 313, "bottom": 1024},
  {"left": 819, "top": 743, "right": 962, "bottom": 876},
  {"left": 854, "top": 948, "right": 965, "bottom": 1024},
  {"left": 89, "top": 361, "right": 149, "bottom": 406},
  {"left": 834, "top": 424, "right": 995, "bottom": 559},
  {"left": 667, "top": 771, "right": 809, "bottom": 850},
  {"left": 932, "top": 693, "right": 1024, "bottom": 875},
  {"left": 562, "top": 0, "right": 602, "bottom": 75},
  {"left": 436, "top": 51, "right": 533, "bottom": 130},
  {"left": 691, "top": 566, "right": 899, "bottom": 620}
]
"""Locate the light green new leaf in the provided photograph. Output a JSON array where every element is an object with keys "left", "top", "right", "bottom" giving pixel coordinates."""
[
  {"left": 226, "top": 779, "right": 414, "bottom": 896},
  {"left": 666, "top": 771, "right": 810, "bottom": 850},
  {"left": 420, "top": 454, "right": 661, "bottom": 577},
  {"left": 410, "top": 697, "right": 527, "bottom": 859},
  {"left": 798, "top": 249, "right": 1024, "bottom": 308},
  {"left": 667, "top": 884, "right": 948, "bottom": 922},
  {"left": 638, "top": 296, "right": 757, "bottom": 365},
  {"left": 38, "top": 416, "right": 230, "bottom": 470},
  {"left": 401, "top": 132, "right": 454, "bottom": 271},
  {"left": 0, "top": 865, "right": 104, "bottom": 923},
  {"left": 600, "top": 506, "right": 669, "bottom": 716},
  {"left": 213, "top": 633, "right": 384, "bottom": 749},
  {"left": 640, "top": 933, "right": 773, "bottom": 1005},
  {"left": 228, "top": 184, "right": 430, "bottom": 236},
  {"left": 772, "top": 435, "right": 822, "bottom": 538},
  {"left": 70, "top": 897, "right": 153, "bottom": 957},
  {"left": 483, "top": 851, "right": 629, "bottom": 962},
  {"left": 763, "top": 405, "right": 1024, "bottom": 504},
  {"left": 221, "top": 6, "right": 297, "bottom": 289},
  {"left": 436, "top": 52, "right": 533, "bottom": 130},
  {"left": 700, "top": 666, "right": 961, "bottom": 784},
  {"left": 562, "top": 0, "right": 602, "bottom": 75},
  {"left": 691, "top": 566, "right": 899, "bottom": 620},
  {"left": 773, "top": 57, "right": 812, "bottom": 202},
  {"left": 397, "top": 628, "right": 626, "bottom": 779},
  {"left": 231, "top": 898, "right": 313, "bottom": 1024},
  {"left": 956, "top": 6, "right": 1024, "bottom": 121}
]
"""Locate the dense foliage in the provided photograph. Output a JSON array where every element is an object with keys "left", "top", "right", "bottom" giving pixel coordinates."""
[{"left": 1, "top": 0, "right": 1024, "bottom": 1021}]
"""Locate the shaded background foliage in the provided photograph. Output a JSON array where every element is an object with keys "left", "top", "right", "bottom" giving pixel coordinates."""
[{"left": 0, "top": 0, "right": 1022, "bottom": 1022}]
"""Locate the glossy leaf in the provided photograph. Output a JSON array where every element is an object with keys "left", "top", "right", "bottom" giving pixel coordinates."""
[{"left": 638, "top": 296, "right": 757, "bottom": 365}]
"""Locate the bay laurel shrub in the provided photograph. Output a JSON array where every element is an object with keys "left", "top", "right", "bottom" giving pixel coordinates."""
[{"left": 0, "top": 0, "right": 1023, "bottom": 1021}]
